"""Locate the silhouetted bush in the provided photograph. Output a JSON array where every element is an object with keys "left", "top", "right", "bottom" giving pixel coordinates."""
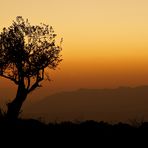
[{"left": 0, "top": 118, "right": 147, "bottom": 146}]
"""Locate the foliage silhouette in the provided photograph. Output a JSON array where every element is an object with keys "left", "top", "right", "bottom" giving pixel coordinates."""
[
  {"left": 0, "top": 119, "right": 147, "bottom": 146},
  {"left": 0, "top": 16, "right": 62, "bottom": 119}
]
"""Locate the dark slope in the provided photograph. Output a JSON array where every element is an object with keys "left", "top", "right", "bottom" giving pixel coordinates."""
[{"left": 24, "top": 86, "right": 148, "bottom": 122}]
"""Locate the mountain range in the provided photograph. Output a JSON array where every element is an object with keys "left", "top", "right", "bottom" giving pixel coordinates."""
[{"left": 24, "top": 85, "right": 148, "bottom": 123}]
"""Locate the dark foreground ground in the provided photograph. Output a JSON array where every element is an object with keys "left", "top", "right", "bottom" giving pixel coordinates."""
[{"left": 0, "top": 119, "right": 148, "bottom": 146}]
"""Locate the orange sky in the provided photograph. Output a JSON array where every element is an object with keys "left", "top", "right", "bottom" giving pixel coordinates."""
[{"left": 0, "top": 0, "right": 148, "bottom": 101}]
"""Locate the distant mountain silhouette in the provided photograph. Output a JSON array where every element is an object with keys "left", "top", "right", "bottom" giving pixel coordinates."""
[{"left": 24, "top": 85, "right": 148, "bottom": 122}]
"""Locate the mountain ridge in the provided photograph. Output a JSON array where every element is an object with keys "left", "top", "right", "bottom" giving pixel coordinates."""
[{"left": 24, "top": 85, "right": 148, "bottom": 122}]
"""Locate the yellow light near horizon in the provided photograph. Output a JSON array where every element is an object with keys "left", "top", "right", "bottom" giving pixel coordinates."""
[{"left": 0, "top": 0, "right": 148, "bottom": 95}]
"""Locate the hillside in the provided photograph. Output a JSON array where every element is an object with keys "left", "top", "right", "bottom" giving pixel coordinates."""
[{"left": 24, "top": 86, "right": 148, "bottom": 122}]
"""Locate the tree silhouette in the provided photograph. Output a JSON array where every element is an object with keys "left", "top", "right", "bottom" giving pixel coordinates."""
[{"left": 0, "top": 16, "right": 62, "bottom": 119}]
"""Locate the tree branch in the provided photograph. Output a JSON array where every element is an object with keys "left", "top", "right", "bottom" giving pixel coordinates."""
[
  {"left": 27, "top": 77, "right": 43, "bottom": 94},
  {"left": 26, "top": 77, "right": 30, "bottom": 90},
  {"left": 0, "top": 74, "right": 18, "bottom": 84}
]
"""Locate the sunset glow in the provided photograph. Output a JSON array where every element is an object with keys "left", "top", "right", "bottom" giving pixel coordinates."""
[{"left": 0, "top": 0, "right": 148, "bottom": 101}]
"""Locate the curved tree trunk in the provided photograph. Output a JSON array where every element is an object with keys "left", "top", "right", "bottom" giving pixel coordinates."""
[{"left": 6, "top": 82, "right": 27, "bottom": 119}]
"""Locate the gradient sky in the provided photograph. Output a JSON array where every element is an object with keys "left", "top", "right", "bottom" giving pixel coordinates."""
[{"left": 0, "top": 0, "right": 148, "bottom": 102}]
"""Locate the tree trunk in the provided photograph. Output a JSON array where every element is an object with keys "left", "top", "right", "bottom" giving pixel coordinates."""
[{"left": 6, "top": 82, "right": 27, "bottom": 119}]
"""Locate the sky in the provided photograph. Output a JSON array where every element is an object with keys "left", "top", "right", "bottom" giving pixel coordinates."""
[{"left": 0, "top": 0, "right": 148, "bottom": 102}]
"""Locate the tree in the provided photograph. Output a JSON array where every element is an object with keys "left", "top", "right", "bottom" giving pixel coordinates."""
[{"left": 0, "top": 16, "right": 62, "bottom": 119}]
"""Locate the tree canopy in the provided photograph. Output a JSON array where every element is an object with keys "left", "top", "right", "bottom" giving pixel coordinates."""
[{"left": 0, "top": 16, "right": 62, "bottom": 92}]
